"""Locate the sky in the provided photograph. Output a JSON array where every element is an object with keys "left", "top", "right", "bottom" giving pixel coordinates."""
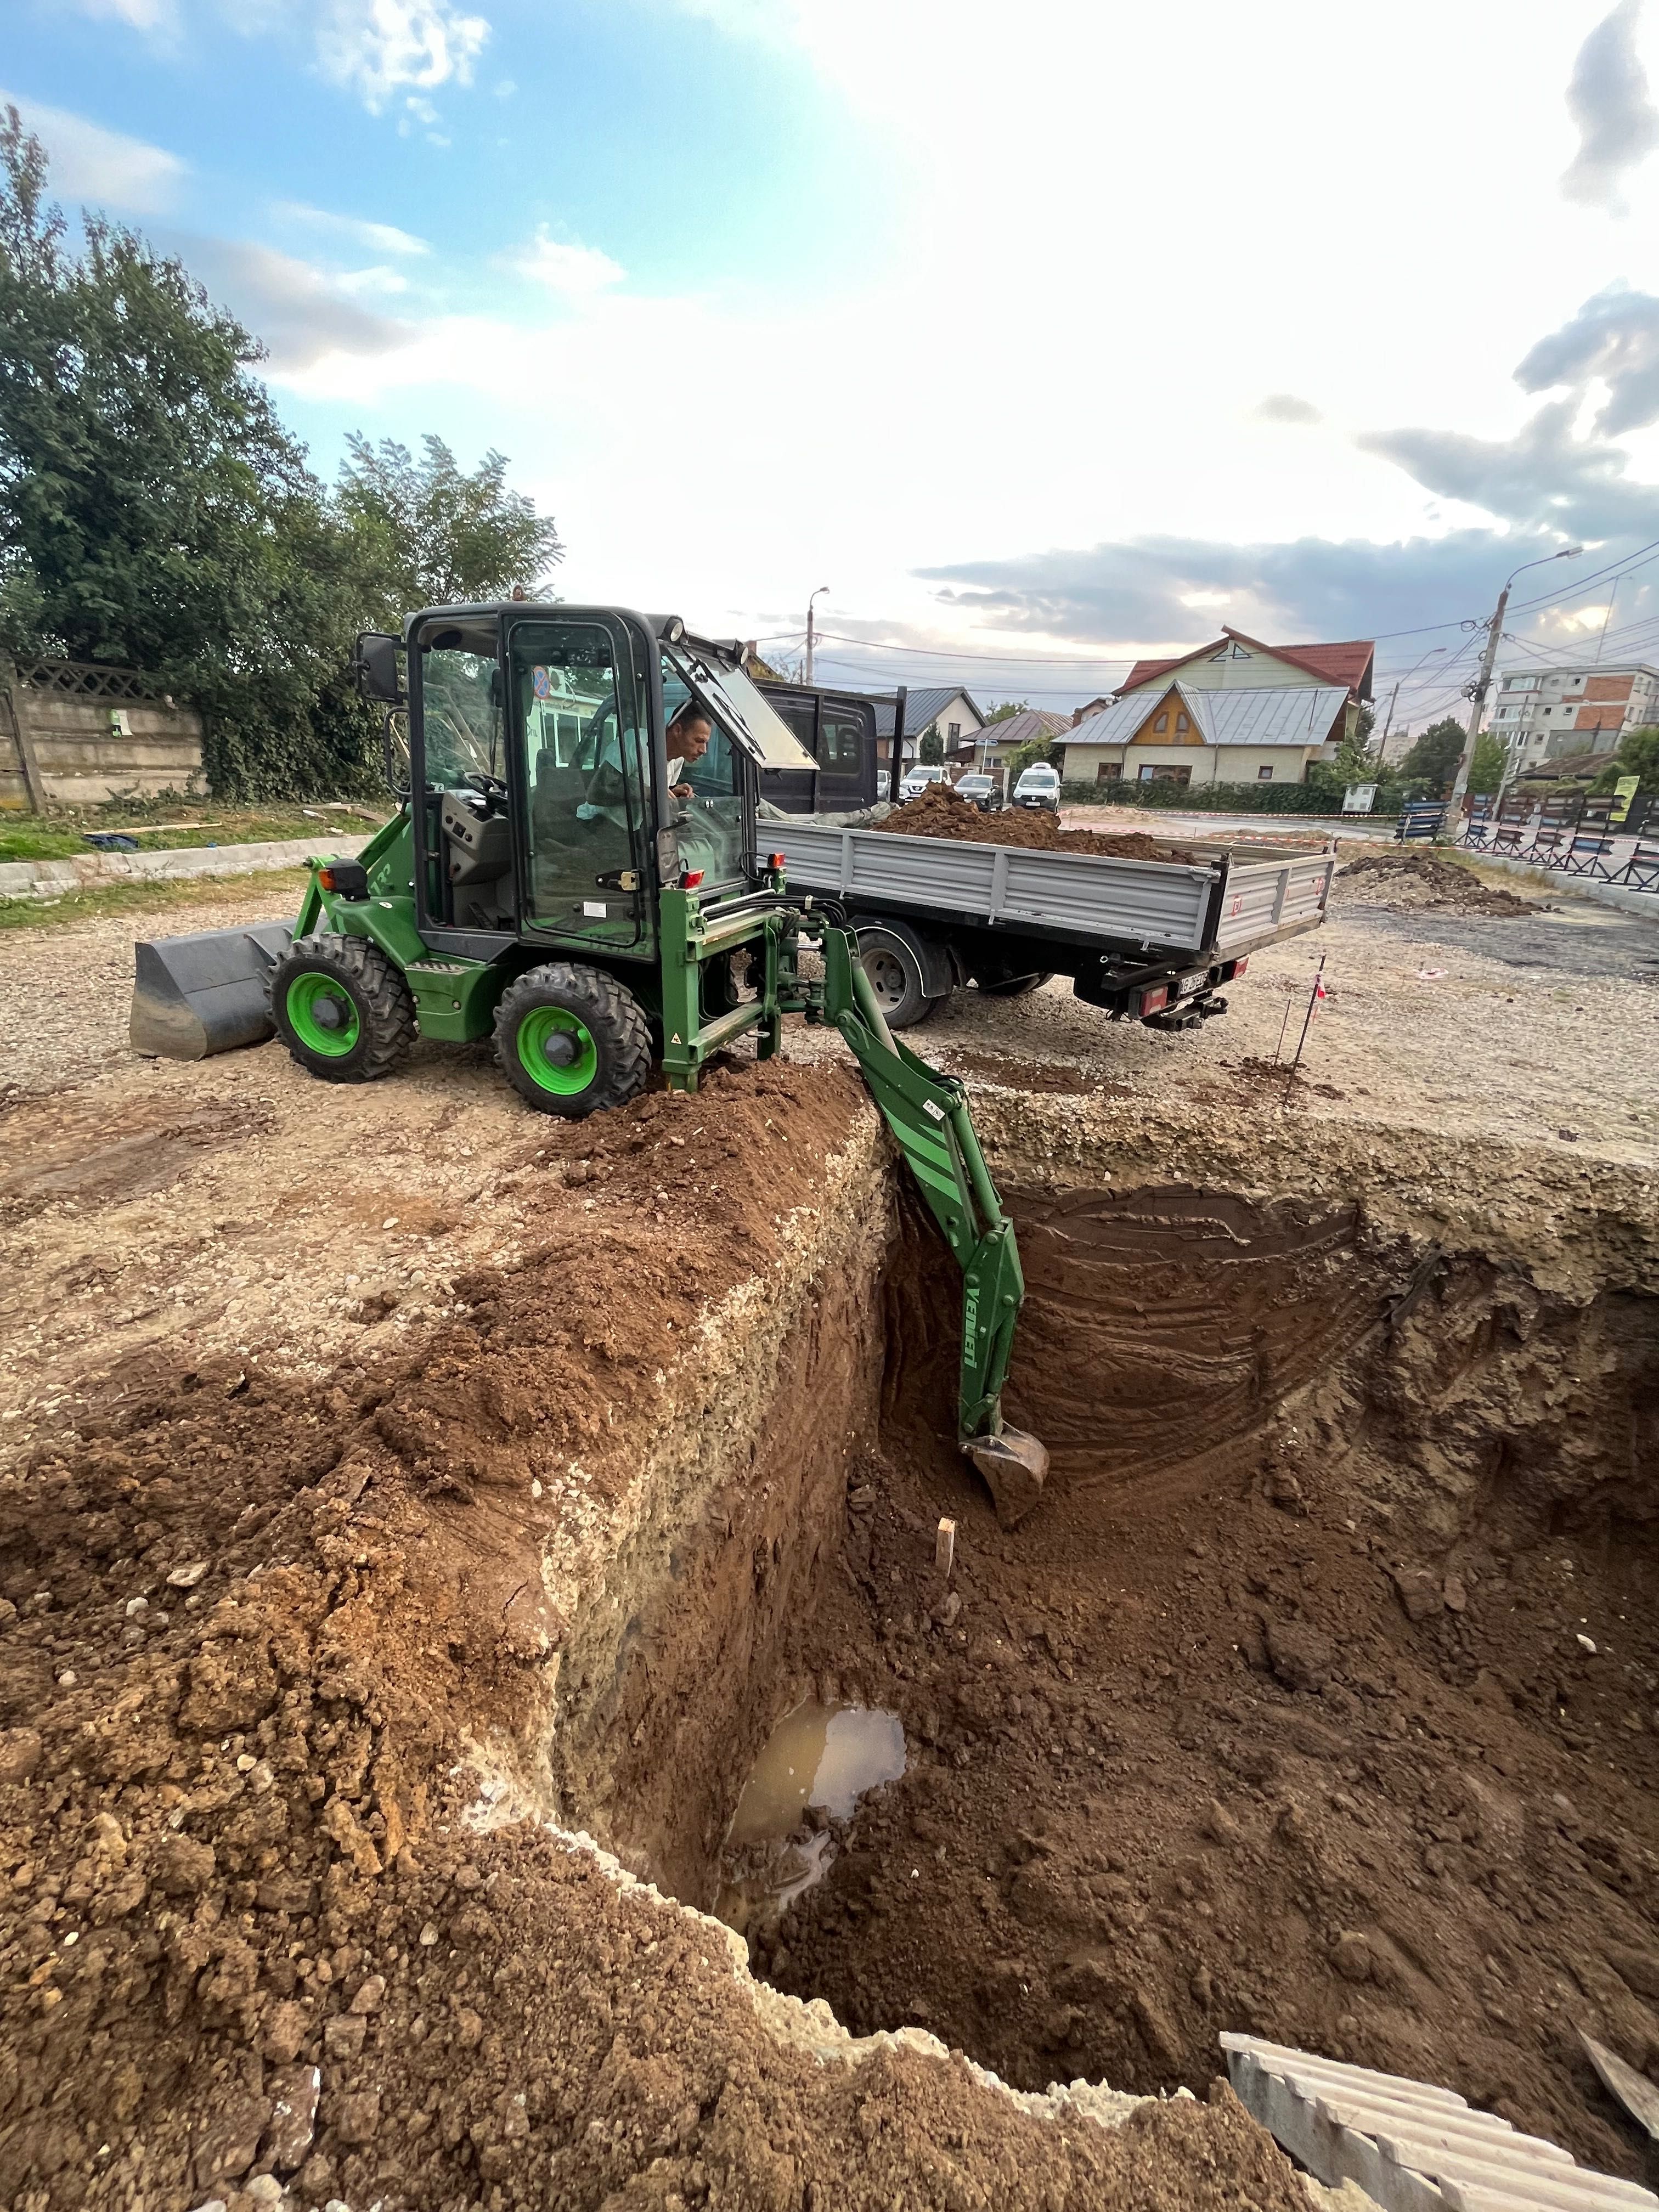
[{"left": 9, "top": 0, "right": 1659, "bottom": 727}]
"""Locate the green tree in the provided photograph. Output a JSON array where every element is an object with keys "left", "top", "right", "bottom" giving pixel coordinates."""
[
  {"left": 1396, "top": 716, "right": 1468, "bottom": 793},
  {"left": 1468, "top": 730, "right": 1506, "bottom": 795},
  {"left": 1590, "top": 724, "right": 1659, "bottom": 793},
  {"left": 1006, "top": 733, "right": 1060, "bottom": 776},
  {"left": 335, "top": 433, "right": 561, "bottom": 611},
  {"left": 918, "top": 725, "right": 944, "bottom": 765},
  {"left": 0, "top": 111, "right": 561, "bottom": 798},
  {"left": 984, "top": 699, "right": 1029, "bottom": 724}
]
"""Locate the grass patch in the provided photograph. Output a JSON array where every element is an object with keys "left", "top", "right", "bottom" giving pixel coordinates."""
[
  {"left": 0, "top": 800, "right": 386, "bottom": 863},
  {"left": 0, "top": 868, "right": 309, "bottom": 933}
]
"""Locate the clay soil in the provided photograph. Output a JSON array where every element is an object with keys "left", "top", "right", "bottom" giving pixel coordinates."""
[
  {"left": 759, "top": 1183, "right": 1659, "bottom": 2181},
  {"left": 1335, "top": 851, "right": 1536, "bottom": 919},
  {"left": 1, "top": 871, "right": 1657, "bottom": 2209},
  {"left": 874, "top": 787, "right": 1193, "bottom": 864}
]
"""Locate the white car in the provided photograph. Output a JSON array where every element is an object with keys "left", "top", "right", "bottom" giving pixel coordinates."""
[
  {"left": 1011, "top": 762, "right": 1060, "bottom": 811},
  {"left": 900, "top": 764, "right": 952, "bottom": 801}
]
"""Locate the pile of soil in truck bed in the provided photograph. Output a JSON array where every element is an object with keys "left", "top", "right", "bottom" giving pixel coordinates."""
[{"left": 874, "top": 784, "right": 1195, "bottom": 863}]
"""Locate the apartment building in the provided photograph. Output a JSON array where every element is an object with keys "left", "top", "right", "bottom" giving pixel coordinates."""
[{"left": 1490, "top": 662, "right": 1659, "bottom": 769}]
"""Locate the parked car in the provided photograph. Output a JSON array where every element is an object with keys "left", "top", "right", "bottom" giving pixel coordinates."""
[
  {"left": 900, "top": 764, "right": 952, "bottom": 802},
  {"left": 1011, "top": 762, "right": 1060, "bottom": 811},
  {"left": 953, "top": 772, "right": 1001, "bottom": 812}
]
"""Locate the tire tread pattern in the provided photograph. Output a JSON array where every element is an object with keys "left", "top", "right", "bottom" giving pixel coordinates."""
[
  {"left": 270, "top": 932, "right": 416, "bottom": 1084},
  {"left": 493, "top": 961, "right": 652, "bottom": 1116}
]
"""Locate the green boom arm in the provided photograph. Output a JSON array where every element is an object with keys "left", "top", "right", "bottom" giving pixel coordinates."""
[{"left": 821, "top": 929, "right": 1046, "bottom": 1521}]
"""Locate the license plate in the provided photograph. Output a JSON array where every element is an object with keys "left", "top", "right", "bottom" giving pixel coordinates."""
[{"left": 1176, "top": 969, "right": 1207, "bottom": 997}]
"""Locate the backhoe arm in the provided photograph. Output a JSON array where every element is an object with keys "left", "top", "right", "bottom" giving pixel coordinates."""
[{"left": 821, "top": 929, "right": 1049, "bottom": 1526}]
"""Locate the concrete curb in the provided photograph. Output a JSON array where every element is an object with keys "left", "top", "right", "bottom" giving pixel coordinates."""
[
  {"left": 1454, "top": 847, "right": 1659, "bottom": 923},
  {"left": 0, "top": 833, "right": 370, "bottom": 900}
]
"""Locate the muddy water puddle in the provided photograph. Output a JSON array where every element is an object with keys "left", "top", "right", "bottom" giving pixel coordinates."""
[{"left": 715, "top": 1702, "right": 905, "bottom": 1936}]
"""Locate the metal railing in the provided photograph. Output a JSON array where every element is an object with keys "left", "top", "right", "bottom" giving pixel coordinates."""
[{"left": 1460, "top": 789, "right": 1655, "bottom": 887}]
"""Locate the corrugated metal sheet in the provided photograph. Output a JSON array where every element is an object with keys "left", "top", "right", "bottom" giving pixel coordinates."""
[
  {"left": 1064, "top": 682, "right": 1347, "bottom": 752},
  {"left": 872, "top": 687, "right": 984, "bottom": 740}
]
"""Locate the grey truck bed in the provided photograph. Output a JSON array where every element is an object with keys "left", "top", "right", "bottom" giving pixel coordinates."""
[{"left": 776, "top": 820, "right": 1334, "bottom": 961}]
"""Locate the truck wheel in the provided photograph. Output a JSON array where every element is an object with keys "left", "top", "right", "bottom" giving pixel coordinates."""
[
  {"left": 494, "top": 962, "right": 652, "bottom": 1116},
  {"left": 978, "top": 972, "right": 1054, "bottom": 998},
  {"left": 856, "top": 926, "right": 936, "bottom": 1029},
  {"left": 270, "top": 933, "right": 415, "bottom": 1084}
]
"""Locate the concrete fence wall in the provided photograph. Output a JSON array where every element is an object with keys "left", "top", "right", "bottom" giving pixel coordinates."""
[{"left": 1, "top": 661, "right": 205, "bottom": 810}]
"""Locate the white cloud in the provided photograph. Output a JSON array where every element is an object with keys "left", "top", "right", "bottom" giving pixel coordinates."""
[
  {"left": 65, "top": 0, "right": 179, "bottom": 30},
  {"left": 313, "top": 0, "right": 490, "bottom": 112},
  {"left": 159, "top": 232, "right": 410, "bottom": 369},
  {"left": 512, "top": 229, "right": 625, "bottom": 297},
  {"left": 0, "top": 92, "right": 187, "bottom": 215},
  {"left": 336, "top": 263, "right": 411, "bottom": 295},
  {"left": 272, "top": 199, "right": 430, "bottom": 256}
]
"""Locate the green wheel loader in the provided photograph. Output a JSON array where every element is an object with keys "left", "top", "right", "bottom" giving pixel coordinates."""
[{"left": 130, "top": 604, "right": 1048, "bottom": 1523}]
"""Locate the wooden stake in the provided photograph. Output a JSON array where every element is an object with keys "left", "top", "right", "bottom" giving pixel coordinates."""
[{"left": 935, "top": 1517, "right": 956, "bottom": 1579}]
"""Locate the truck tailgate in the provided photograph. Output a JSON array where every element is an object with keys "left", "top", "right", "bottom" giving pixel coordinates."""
[
  {"left": 1214, "top": 851, "right": 1334, "bottom": 956},
  {"left": 778, "top": 822, "right": 1218, "bottom": 949}
]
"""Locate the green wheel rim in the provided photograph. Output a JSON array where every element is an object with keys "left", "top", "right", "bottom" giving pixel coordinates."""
[
  {"left": 286, "top": 971, "right": 361, "bottom": 1057},
  {"left": 517, "top": 1005, "right": 599, "bottom": 1095}
]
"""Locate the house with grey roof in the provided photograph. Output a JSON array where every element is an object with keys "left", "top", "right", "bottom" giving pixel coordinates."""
[{"left": 873, "top": 687, "right": 985, "bottom": 775}]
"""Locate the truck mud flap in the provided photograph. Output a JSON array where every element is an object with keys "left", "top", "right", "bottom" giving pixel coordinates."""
[{"left": 130, "top": 922, "right": 294, "bottom": 1060}]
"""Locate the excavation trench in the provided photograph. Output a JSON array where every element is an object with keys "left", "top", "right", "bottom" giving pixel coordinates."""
[{"left": 557, "top": 1164, "right": 1659, "bottom": 2179}]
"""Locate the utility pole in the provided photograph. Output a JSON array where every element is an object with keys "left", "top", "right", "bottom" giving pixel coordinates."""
[
  {"left": 1375, "top": 680, "right": 1400, "bottom": 758},
  {"left": 1446, "top": 547, "right": 1582, "bottom": 829},
  {"left": 805, "top": 585, "right": 828, "bottom": 686}
]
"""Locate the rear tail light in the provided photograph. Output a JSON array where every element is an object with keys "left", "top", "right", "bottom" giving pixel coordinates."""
[
  {"left": 682, "top": 868, "right": 704, "bottom": 890},
  {"left": 769, "top": 851, "right": 787, "bottom": 871},
  {"left": 1138, "top": 984, "right": 1169, "bottom": 1016},
  {"left": 1232, "top": 956, "right": 1249, "bottom": 977}
]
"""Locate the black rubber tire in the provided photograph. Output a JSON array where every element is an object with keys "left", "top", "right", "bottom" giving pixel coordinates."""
[
  {"left": 855, "top": 926, "right": 934, "bottom": 1029},
  {"left": 493, "top": 961, "right": 652, "bottom": 1118},
  {"left": 269, "top": 932, "right": 415, "bottom": 1084},
  {"left": 978, "top": 972, "right": 1054, "bottom": 998}
]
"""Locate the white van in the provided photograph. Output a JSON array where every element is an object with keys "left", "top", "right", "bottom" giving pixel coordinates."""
[{"left": 1011, "top": 762, "right": 1060, "bottom": 811}]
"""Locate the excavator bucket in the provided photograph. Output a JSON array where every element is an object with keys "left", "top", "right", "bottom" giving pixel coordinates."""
[
  {"left": 129, "top": 922, "right": 294, "bottom": 1060},
  {"left": 963, "top": 1427, "right": 1050, "bottom": 1532}
]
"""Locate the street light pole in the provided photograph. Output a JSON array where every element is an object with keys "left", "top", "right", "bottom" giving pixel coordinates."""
[
  {"left": 805, "top": 586, "right": 829, "bottom": 686},
  {"left": 1446, "top": 547, "right": 1582, "bottom": 827}
]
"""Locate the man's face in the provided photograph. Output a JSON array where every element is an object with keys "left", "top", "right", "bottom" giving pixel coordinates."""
[{"left": 677, "top": 715, "right": 712, "bottom": 763}]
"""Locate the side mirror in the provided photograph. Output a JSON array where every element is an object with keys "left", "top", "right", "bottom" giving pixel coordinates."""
[{"left": 355, "top": 631, "right": 405, "bottom": 706}]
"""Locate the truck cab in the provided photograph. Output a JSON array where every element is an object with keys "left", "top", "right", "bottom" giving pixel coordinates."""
[{"left": 755, "top": 681, "right": 880, "bottom": 814}]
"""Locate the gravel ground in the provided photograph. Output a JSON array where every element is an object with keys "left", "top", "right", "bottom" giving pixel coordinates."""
[
  {"left": 2, "top": 866, "right": 1655, "bottom": 1458},
  {"left": 784, "top": 877, "right": 1659, "bottom": 1165}
]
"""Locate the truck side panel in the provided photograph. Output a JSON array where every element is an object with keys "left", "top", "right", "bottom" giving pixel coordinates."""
[{"left": 780, "top": 823, "right": 1218, "bottom": 951}]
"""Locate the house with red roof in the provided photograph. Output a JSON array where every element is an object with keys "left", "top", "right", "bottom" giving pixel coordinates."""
[{"left": 1063, "top": 628, "right": 1374, "bottom": 791}]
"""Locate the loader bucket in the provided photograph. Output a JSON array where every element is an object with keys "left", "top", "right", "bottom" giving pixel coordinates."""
[
  {"left": 963, "top": 1425, "right": 1049, "bottom": 1530},
  {"left": 129, "top": 922, "right": 294, "bottom": 1060}
]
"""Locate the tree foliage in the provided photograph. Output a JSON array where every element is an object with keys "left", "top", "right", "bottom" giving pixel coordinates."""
[
  {"left": 1590, "top": 724, "right": 1659, "bottom": 793},
  {"left": 918, "top": 725, "right": 944, "bottom": 765},
  {"left": 1395, "top": 716, "right": 1468, "bottom": 793},
  {"left": 983, "top": 699, "right": 1028, "bottom": 724},
  {"left": 0, "top": 111, "right": 561, "bottom": 797},
  {"left": 1006, "top": 734, "right": 1060, "bottom": 775},
  {"left": 336, "top": 435, "right": 560, "bottom": 611}
]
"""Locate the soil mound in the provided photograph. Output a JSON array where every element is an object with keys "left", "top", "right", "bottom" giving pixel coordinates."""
[
  {"left": 876, "top": 783, "right": 1194, "bottom": 863},
  {"left": 1336, "top": 850, "right": 1533, "bottom": 917},
  {"left": 0, "top": 1066, "right": 1315, "bottom": 2211}
]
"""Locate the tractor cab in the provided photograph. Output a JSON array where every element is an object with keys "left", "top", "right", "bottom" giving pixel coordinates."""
[{"left": 365, "top": 605, "right": 816, "bottom": 967}]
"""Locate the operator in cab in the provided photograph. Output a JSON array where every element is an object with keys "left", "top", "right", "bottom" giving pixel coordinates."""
[{"left": 666, "top": 701, "right": 712, "bottom": 803}]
